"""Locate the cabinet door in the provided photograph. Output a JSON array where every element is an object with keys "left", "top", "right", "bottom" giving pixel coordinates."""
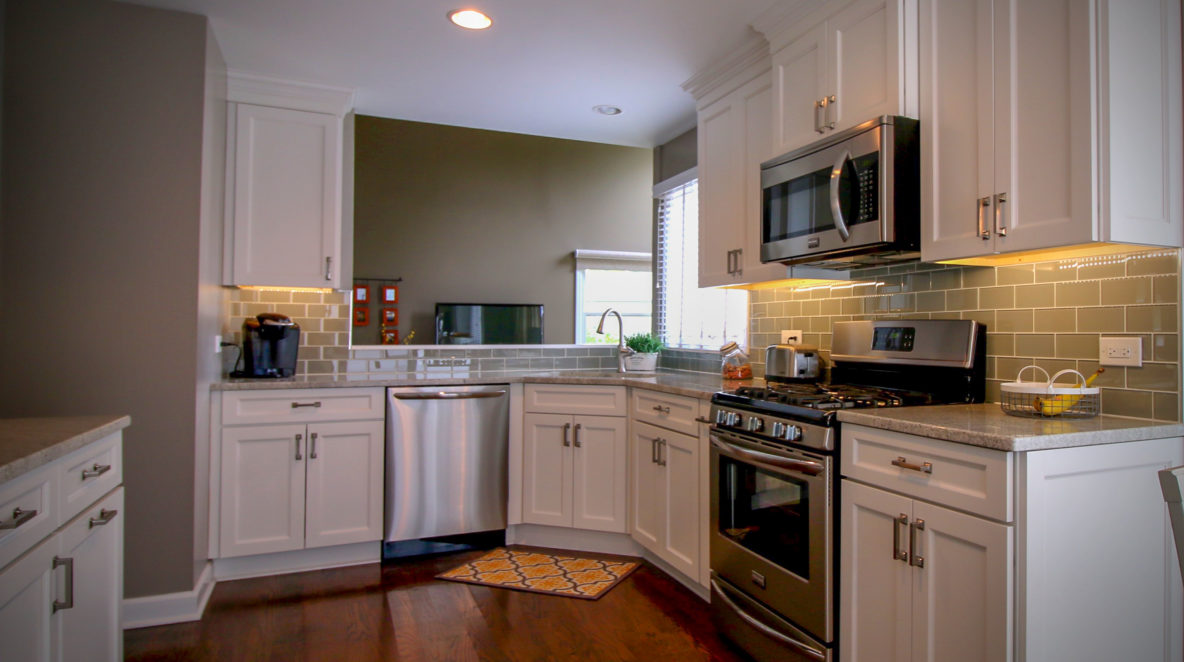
[
  {"left": 56, "top": 488, "right": 123, "bottom": 662},
  {"left": 304, "top": 421, "right": 384, "bottom": 549},
  {"left": 0, "top": 536, "right": 56, "bottom": 662},
  {"left": 827, "top": 0, "right": 907, "bottom": 134},
  {"left": 571, "top": 416, "right": 627, "bottom": 533},
  {"left": 697, "top": 92, "right": 745, "bottom": 288},
  {"left": 629, "top": 423, "right": 664, "bottom": 552},
  {"left": 740, "top": 77, "right": 790, "bottom": 284},
  {"left": 911, "top": 500, "right": 1012, "bottom": 662},
  {"left": 772, "top": 24, "right": 828, "bottom": 154},
  {"left": 219, "top": 424, "right": 307, "bottom": 557},
  {"left": 841, "top": 480, "right": 912, "bottom": 662},
  {"left": 660, "top": 430, "right": 700, "bottom": 580},
  {"left": 230, "top": 104, "right": 341, "bottom": 288},
  {"left": 521, "top": 414, "right": 573, "bottom": 527}
]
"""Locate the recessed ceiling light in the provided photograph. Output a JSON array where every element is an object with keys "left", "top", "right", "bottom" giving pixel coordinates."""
[
  {"left": 593, "top": 105, "right": 622, "bottom": 116},
  {"left": 448, "top": 9, "right": 492, "bottom": 30}
]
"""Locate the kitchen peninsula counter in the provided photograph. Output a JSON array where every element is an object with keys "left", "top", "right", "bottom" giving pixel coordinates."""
[
  {"left": 0, "top": 414, "right": 130, "bottom": 483},
  {"left": 839, "top": 402, "right": 1184, "bottom": 452}
]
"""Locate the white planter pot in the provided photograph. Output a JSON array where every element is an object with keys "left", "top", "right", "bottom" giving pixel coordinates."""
[{"left": 624, "top": 352, "right": 659, "bottom": 372}]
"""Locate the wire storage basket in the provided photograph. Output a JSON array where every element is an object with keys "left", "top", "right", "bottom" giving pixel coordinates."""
[{"left": 999, "top": 366, "right": 1101, "bottom": 418}]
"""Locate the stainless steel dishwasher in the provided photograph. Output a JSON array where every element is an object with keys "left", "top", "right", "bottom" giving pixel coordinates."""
[{"left": 384, "top": 384, "right": 509, "bottom": 546}]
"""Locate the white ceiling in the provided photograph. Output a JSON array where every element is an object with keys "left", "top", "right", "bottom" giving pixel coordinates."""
[{"left": 122, "top": 0, "right": 782, "bottom": 147}]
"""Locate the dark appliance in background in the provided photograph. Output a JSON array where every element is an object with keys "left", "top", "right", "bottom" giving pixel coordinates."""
[
  {"left": 708, "top": 319, "right": 985, "bottom": 662},
  {"left": 435, "top": 303, "right": 543, "bottom": 345},
  {"left": 760, "top": 116, "right": 920, "bottom": 270},
  {"left": 232, "top": 313, "right": 300, "bottom": 378}
]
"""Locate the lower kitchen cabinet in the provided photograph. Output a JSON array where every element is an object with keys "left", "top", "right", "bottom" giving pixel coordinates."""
[
  {"left": 842, "top": 480, "right": 1011, "bottom": 662},
  {"left": 521, "top": 413, "right": 627, "bottom": 533},
  {"left": 219, "top": 420, "right": 383, "bottom": 558},
  {"left": 630, "top": 420, "right": 700, "bottom": 580}
]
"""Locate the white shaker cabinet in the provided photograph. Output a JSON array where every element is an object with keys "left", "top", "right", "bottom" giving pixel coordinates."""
[
  {"left": 629, "top": 419, "right": 700, "bottom": 581},
  {"left": 920, "top": 0, "right": 1182, "bottom": 262},
  {"left": 222, "top": 74, "right": 356, "bottom": 289},
  {"left": 769, "top": 0, "right": 917, "bottom": 155}
]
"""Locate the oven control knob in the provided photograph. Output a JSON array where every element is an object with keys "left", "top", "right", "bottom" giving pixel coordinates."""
[
  {"left": 783, "top": 425, "right": 802, "bottom": 442},
  {"left": 771, "top": 421, "right": 785, "bottom": 438},
  {"left": 746, "top": 416, "right": 764, "bottom": 433},
  {"left": 728, "top": 412, "right": 742, "bottom": 427},
  {"left": 715, "top": 410, "right": 728, "bottom": 425}
]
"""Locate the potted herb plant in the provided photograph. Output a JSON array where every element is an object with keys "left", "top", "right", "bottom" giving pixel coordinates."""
[{"left": 623, "top": 332, "right": 664, "bottom": 372}]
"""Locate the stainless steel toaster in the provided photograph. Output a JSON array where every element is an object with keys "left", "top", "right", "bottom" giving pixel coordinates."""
[{"left": 765, "top": 344, "right": 822, "bottom": 381}]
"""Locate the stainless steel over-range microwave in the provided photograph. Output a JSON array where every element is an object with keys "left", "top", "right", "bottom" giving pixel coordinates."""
[{"left": 760, "top": 116, "right": 920, "bottom": 269}]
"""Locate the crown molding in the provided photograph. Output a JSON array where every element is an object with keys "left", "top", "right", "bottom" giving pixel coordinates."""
[
  {"left": 681, "top": 29, "right": 770, "bottom": 103},
  {"left": 751, "top": 0, "right": 828, "bottom": 53},
  {"left": 227, "top": 70, "right": 355, "bottom": 116}
]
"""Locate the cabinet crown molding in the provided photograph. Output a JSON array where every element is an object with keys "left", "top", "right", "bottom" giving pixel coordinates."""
[
  {"left": 750, "top": 0, "right": 828, "bottom": 53},
  {"left": 681, "top": 30, "right": 770, "bottom": 103},
  {"left": 227, "top": 70, "right": 355, "bottom": 116}
]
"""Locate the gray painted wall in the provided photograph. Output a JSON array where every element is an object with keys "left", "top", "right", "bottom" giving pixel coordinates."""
[
  {"left": 1, "top": 0, "right": 218, "bottom": 597},
  {"left": 352, "top": 116, "right": 653, "bottom": 345},
  {"left": 654, "top": 126, "right": 697, "bottom": 184}
]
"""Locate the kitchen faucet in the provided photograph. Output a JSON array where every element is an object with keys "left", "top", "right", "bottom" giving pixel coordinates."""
[{"left": 596, "top": 308, "right": 634, "bottom": 373}]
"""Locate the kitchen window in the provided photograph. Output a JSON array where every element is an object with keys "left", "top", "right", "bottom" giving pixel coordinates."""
[
  {"left": 573, "top": 250, "right": 652, "bottom": 344},
  {"left": 655, "top": 169, "right": 749, "bottom": 350}
]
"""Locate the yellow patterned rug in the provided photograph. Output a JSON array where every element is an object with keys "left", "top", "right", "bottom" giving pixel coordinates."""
[{"left": 436, "top": 547, "right": 640, "bottom": 600}]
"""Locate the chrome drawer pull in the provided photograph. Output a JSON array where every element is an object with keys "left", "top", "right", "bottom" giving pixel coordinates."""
[
  {"left": 291, "top": 401, "right": 322, "bottom": 408},
  {"left": 0, "top": 507, "right": 37, "bottom": 530},
  {"left": 573, "top": 424, "right": 582, "bottom": 448},
  {"left": 52, "top": 556, "right": 74, "bottom": 613},
  {"left": 694, "top": 416, "right": 712, "bottom": 424},
  {"left": 562, "top": 422, "right": 572, "bottom": 447},
  {"left": 88, "top": 508, "right": 118, "bottom": 529},
  {"left": 309, "top": 432, "right": 319, "bottom": 459},
  {"left": 893, "top": 513, "right": 909, "bottom": 563},
  {"left": 295, "top": 433, "right": 304, "bottom": 461},
  {"left": 652, "top": 405, "right": 671, "bottom": 414},
  {"left": 909, "top": 518, "right": 926, "bottom": 568},
  {"left": 81, "top": 463, "right": 112, "bottom": 480},
  {"left": 892, "top": 456, "right": 933, "bottom": 474}
]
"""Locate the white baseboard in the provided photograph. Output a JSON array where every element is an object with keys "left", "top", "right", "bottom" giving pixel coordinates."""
[
  {"left": 213, "top": 541, "right": 380, "bottom": 581},
  {"left": 123, "top": 561, "right": 215, "bottom": 630}
]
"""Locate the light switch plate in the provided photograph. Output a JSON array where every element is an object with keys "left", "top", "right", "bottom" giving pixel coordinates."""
[
  {"left": 781, "top": 329, "right": 803, "bottom": 345},
  {"left": 1099, "top": 336, "right": 1142, "bottom": 367}
]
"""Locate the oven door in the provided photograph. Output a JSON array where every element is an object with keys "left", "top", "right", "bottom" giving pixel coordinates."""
[
  {"left": 760, "top": 120, "right": 890, "bottom": 264},
  {"left": 710, "top": 426, "right": 833, "bottom": 643}
]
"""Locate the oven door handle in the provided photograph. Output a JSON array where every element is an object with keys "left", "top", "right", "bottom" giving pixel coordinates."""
[
  {"left": 710, "top": 435, "right": 823, "bottom": 477},
  {"left": 710, "top": 579, "right": 827, "bottom": 661}
]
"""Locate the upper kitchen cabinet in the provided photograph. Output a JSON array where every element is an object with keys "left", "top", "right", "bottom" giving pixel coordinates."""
[
  {"left": 685, "top": 39, "right": 788, "bottom": 288},
  {"left": 761, "top": 0, "right": 919, "bottom": 155},
  {"left": 921, "top": 0, "right": 1183, "bottom": 263},
  {"left": 222, "top": 73, "right": 356, "bottom": 289}
]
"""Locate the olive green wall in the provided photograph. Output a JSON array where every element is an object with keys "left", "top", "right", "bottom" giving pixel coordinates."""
[{"left": 352, "top": 116, "right": 653, "bottom": 345}]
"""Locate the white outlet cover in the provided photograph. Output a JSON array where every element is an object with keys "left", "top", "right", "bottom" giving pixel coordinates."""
[
  {"left": 1099, "top": 336, "right": 1142, "bottom": 367},
  {"left": 781, "top": 329, "right": 803, "bottom": 345}
]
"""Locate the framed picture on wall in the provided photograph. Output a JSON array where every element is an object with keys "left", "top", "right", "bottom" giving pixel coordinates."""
[
  {"left": 381, "top": 329, "right": 400, "bottom": 345},
  {"left": 354, "top": 307, "right": 369, "bottom": 326},
  {"left": 354, "top": 284, "right": 370, "bottom": 304},
  {"left": 382, "top": 308, "right": 398, "bottom": 325},
  {"left": 382, "top": 286, "right": 398, "bottom": 304}
]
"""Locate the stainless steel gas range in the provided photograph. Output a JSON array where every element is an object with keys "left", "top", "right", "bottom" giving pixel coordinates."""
[{"left": 708, "top": 319, "right": 986, "bottom": 662}]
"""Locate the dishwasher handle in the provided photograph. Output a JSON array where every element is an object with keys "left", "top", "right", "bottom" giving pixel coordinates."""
[{"left": 392, "top": 390, "right": 507, "bottom": 400}]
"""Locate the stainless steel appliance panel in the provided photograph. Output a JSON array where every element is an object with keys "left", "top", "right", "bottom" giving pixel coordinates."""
[
  {"left": 830, "top": 319, "right": 981, "bottom": 368},
  {"left": 711, "top": 574, "right": 830, "bottom": 662},
  {"left": 384, "top": 384, "right": 509, "bottom": 542}
]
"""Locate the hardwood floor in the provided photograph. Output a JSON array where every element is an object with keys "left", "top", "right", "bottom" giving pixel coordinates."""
[{"left": 124, "top": 549, "right": 749, "bottom": 661}]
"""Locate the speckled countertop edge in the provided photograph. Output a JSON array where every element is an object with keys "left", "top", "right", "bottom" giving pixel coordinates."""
[
  {"left": 838, "top": 403, "right": 1184, "bottom": 451},
  {"left": 0, "top": 415, "right": 131, "bottom": 484}
]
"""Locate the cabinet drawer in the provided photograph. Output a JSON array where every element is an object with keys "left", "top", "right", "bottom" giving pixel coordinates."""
[
  {"left": 630, "top": 390, "right": 700, "bottom": 436},
  {"left": 222, "top": 388, "right": 384, "bottom": 425},
  {"left": 0, "top": 462, "right": 57, "bottom": 572},
  {"left": 842, "top": 424, "right": 1012, "bottom": 521},
  {"left": 523, "top": 384, "right": 626, "bottom": 416},
  {"left": 58, "top": 433, "right": 122, "bottom": 525}
]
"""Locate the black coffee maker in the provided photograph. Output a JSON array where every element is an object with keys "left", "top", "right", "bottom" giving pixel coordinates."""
[{"left": 234, "top": 313, "right": 300, "bottom": 378}]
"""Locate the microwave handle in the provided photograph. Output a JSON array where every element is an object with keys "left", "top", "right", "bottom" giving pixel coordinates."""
[{"left": 828, "top": 149, "right": 852, "bottom": 241}]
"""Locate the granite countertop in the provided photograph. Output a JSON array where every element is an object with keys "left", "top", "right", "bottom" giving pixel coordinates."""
[
  {"left": 0, "top": 415, "right": 131, "bottom": 484},
  {"left": 838, "top": 403, "right": 1184, "bottom": 452},
  {"left": 216, "top": 369, "right": 752, "bottom": 400}
]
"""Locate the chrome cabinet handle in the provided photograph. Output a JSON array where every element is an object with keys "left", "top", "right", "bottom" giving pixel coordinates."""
[
  {"left": 814, "top": 99, "right": 825, "bottom": 133},
  {"left": 291, "top": 401, "right": 322, "bottom": 409},
  {"left": 994, "top": 192, "right": 1008, "bottom": 236},
  {"left": 562, "top": 422, "right": 572, "bottom": 447},
  {"left": 658, "top": 439, "right": 667, "bottom": 467},
  {"left": 573, "top": 424, "right": 582, "bottom": 448},
  {"left": 324, "top": 256, "right": 332, "bottom": 281},
  {"left": 694, "top": 416, "right": 712, "bottom": 424},
  {"left": 52, "top": 556, "right": 74, "bottom": 613},
  {"left": 295, "top": 433, "right": 303, "bottom": 461},
  {"left": 909, "top": 518, "right": 926, "bottom": 568},
  {"left": 652, "top": 405, "right": 671, "bottom": 414},
  {"left": 828, "top": 149, "right": 853, "bottom": 241},
  {"left": 825, "top": 94, "right": 836, "bottom": 129},
  {"left": 892, "top": 456, "right": 933, "bottom": 474},
  {"left": 893, "top": 514, "right": 910, "bottom": 562},
  {"left": 309, "top": 432, "right": 319, "bottom": 459},
  {"left": 88, "top": 508, "right": 118, "bottom": 529},
  {"left": 81, "top": 463, "right": 112, "bottom": 480},
  {"left": 977, "top": 196, "right": 992, "bottom": 239},
  {"left": 734, "top": 249, "right": 742, "bottom": 277},
  {"left": 0, "top": 507, "right": 37, "bottom": 530}
]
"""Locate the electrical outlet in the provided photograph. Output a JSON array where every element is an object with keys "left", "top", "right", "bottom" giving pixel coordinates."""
[
  {"left": 781, "top": 329, "right": 803, "bottom": 345},
  {"left": 1099, "top": 336, "right": 1142, "bottom": 367}
]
